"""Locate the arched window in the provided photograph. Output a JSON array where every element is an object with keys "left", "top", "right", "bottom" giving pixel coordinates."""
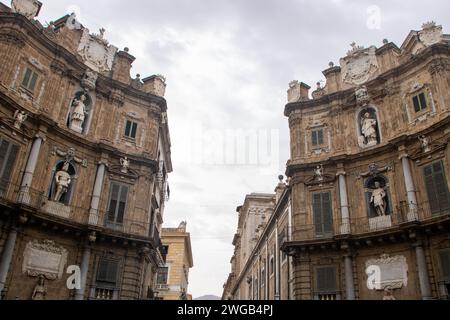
[
  {"left": 67, "top": 91, "right": 93, "bottom": 135},
  {"left": 357, "top": 107, "right": 381, "bottom": 148},
  {"left": 364, "top": 175, "right": 392, "bottom": 218},
  {"left": 48, "top": 161, "right": 77, "bottom": 206}
]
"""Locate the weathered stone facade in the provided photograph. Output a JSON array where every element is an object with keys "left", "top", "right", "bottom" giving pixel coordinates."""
[
  {"left": 224, "top": 22, "right": 450, "bottom": 300},
  {"left": 283, "top": 22, "right": 450, "bottom": 300},
  {"left": 0, "top": 1, "right": 172, "bottom": 300},
  {"left": 155, "top": 222, "right": 193, "bottom": 300}
]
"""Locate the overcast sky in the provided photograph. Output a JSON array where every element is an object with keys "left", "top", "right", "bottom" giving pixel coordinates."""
[{"left": 9, "top": 0, "right": 450, "bottom": 298}]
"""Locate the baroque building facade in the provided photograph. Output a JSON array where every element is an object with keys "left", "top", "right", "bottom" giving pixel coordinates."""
[
  {"left": 0, "top": 1, "right": 172, "bottom": 300},
  {"left": 225, "top": 22, "right": 450, "bottom": 300},
  {"left": 155, "top": 222, "right": 193, "bottom": 300}
]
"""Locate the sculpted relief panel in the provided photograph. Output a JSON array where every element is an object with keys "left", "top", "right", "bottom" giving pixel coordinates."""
[
  {"left": 340, "top": 44, "right": 379, "bottom": 86},
  {"left": 22, "top": 240, "right": 68, "bottom": 280},
  {"left": 77, "top": 28, "right": 118, "bottom": 73}
]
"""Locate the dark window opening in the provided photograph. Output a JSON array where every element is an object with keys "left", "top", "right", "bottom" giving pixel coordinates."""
[
  {"left": 106, "top": 183, "right": 129, "bottom": 226},
  {"left": 124, "top": 120, "right": 138, "bottom": 139},
  {"left": 21, "top": 67, "right": 39, "bottom": 93},
  {"left": 313, "top": 192, "right": 333, "bottom": 237},
  {"left": 413, "top": 92, "right": 428, "bottom": 113},
  {"left": 312, "top": 129, "right": 324, "bottom": 147}
]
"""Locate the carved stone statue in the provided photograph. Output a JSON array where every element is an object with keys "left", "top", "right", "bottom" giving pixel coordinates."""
[
  {"left": 120, "top": 157, "right": 130, "bottom": 174},
  {"left": 360, "top": 112, "right": 378, "bottom": 147},
  {"left": 314, "top": 165, "right": 324, "bottom": 181},
  {"left": 371, "top": 182, "right": 387, "bottom": 216},
  {"left": 382, "top": 287, "right": 396, "bottom": 300},
  {"left": 13, "top": 109, "right": 28, "bottom": 129},
  {"left": 81, "top": 69, "right": 98, "bottom": 90},
  {"left": 32, "top": 275, "right": 47, "bottom": 300},
  {"left": 70, "top": 94, "right": 88, "bottom": 133},
  {"left": 418, "top": 135, "right": 431, "bottom": 153},
  {"left": 54, "top": 162, "right": 72, "bottom": 203}
]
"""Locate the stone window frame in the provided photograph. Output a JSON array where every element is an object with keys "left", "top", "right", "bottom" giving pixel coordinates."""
[
  {"left": 120, "top": 112, "right": 145, "bottom": 147},
  {"left": 15, "top": 57, "right": 47, "bottom": 102},
  {"left": 305, "top": 122, "right": 331, "bottom": 157},
  {"left": 404, "top": 83, "right": 437, "bottom": 125}
]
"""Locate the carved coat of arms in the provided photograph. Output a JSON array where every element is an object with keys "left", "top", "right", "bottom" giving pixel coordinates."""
[
  {"left": 77, "top": 28, "right": 118, "bottom": 73},
  {"left": 419, "top": 22, "right": 443, "bottom": 47},
  {"left": 11, "top": 0, "right": 42, "bottom": 20},
  {"left": 340, "top": 44, "right": 379, "bottom": 86}
]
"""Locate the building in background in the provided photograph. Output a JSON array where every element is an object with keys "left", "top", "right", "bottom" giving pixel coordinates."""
[
  {"left": 155, "top": 222, "right": 193, "bottom": 300},
  {"left": 223, "top": 183, "right": 294, "bottom": 300},
  {"left": 282, "top": 22, "right": 450, "bottom": 300},
  {"left": 0, "top": 0, "right": 172, "bottom": 300}
]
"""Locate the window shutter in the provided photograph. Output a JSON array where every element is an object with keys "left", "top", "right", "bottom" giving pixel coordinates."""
[
  {"left": 318, "top": 130, "right": 324, "bottom": 145},
  {"left": 97, "top": 259, "right": 118, "bottom": 285},
  {"left": 317, "top": 267, "right": 337, "bottom": 293},
  {"left": 313, "top": 193, "right": 323, "bottom": 234},
  {"left": 29, "top": 72, "right": 38, "bottom": 92},
  {"left": 322, "top": 192, "right": 333, "bottom": 234},
  {"left": 413, "top": 96, "right": 421, "bottom": 113},
  {"left": 124, "top": 121, "right": 132, "bottom": 137},
  {"left": 424, "top": 162, "right": 450, "bottom": 215},
  {"left": 22, "top": 68, "right": 32, "bottom": 88},
  {"left": 440, "top": 251, "right": 450, "bottom": 279},
  {"left": 419, "top": 93, "right": 427, "bottom": 110},
  {"left": 117, "top": 185, "right": 129, "bottom": 223},
  {"left": 312, "top": 131, "right": 318, "bottom": 146},
  {"left": 107, "top": 184, "right": 120, "bottom": 222},
  {"left": 131, "top": 122, "right": 138, "bottom": 139},
  {"left": 0, "top": 141, "right": 19, "bottom": 194}
]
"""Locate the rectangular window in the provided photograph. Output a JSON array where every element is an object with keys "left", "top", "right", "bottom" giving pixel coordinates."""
[
  {"left": 0, "top": 139, "right": 19, "bottom": 195},
  {"left": 157, "top": 267, "right": 169, "bottom": 285},
  {"left": 424, "top": 161, "right": 450, "bottom": 215},
  {"left": 316, "top": 266, "right": 338, "bottom": 300},
  {"left": 124, "top": 120, "right": 138, "bottom": 139},
  {"left": 21, "top": 67, "right": 39, "bottom": 93},
  {"left": 313, "top": 192, "right": 333, "bottom": 237},
  {"left": 440, "top": 250, "right": 450, "bottom": 281},
  {"left": 96, "top": 259, "right": 119, "bottom": 287},
  {"left": 413, "top": 92, "right": 428, "bottom": 113},
  {"left": 312, "top": 129, "right": 324, "bottom": 147},
  {"left": 107, "top": 183, "right": 129, "bottom": 225},
  {"left": 160, "top": 245, "right": 169, "bottom": 263}
]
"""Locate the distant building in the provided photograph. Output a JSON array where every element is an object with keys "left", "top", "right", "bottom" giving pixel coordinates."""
[
  {"left": 223, "top": 184, "right": 293, "bottom": 300},
  {"left": 155, "top": 222, "right": 193, "bottom": 300},
  {"left": 0, "top": 0, "right": 172, "bottom": 300}
]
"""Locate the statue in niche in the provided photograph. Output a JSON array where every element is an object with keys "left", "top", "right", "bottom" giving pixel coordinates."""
[
  {"left": 120, "top": 157, "right": 130, "bottom": 174},
  {"left": 359, "top": 111, "right": 379, "bottom": 147},
  {"left": 54, "top": 162, "right": 72, "bottom": 202},
  {"left": 13, "top": 109, "right": 28, "bottom": 129},
  {"left": 69, "top": 94, "right": 88, "bottom": 134},
  {"left": 418, "top": 135, "right": 432, "bottom": 153},
  {"left": 32, "top": 275, "right": 47, "bottom": 300},
  {"left": 371, "top": 181, "right": 387, "bottom": 216}
]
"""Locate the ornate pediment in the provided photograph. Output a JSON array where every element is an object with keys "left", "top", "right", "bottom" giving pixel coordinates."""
[
  {"left": 419, "top": 21, "right": 443, "bottom": 47},
  {"left": 11, "top": 0, "right": 42, "bottom": 20},
  {"left": 340, "top": 44, "right": 379, "bottom": 86},
  {"left": 77, "top": 28, "right": 118, "bottom": 73}
]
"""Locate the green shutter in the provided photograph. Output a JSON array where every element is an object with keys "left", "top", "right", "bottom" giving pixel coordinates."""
[
  {"left": 313, "top": 193, "right": 323, "bottom": 234},
  {"left": 107, "top": 184, "right": 120, "bottom": 222},
  {"left": 419, "top": 93, "right": 428, "bottom": 110},
  {"left": 97, "top": 259, "right": 118, "bottom": 285},
  {"left": 21, "top": 68, "right": 32, "bottom": 88},
  {"left": 124, "top": 121, "right": 132, "bottom": 137},
  {"left": 317, "top": 267, "right": 337, "bottom": 293},
  {"left": 322, "top": 192, "right": 333, "bottom": 234},
  {"left": 131, "top": 122, "right": 138, "bottom": 139},
  {"left": 29, "top": 72, "right": 38, "bottom": 92},
  {"left": 424, "top": 162, "right": 450, "bottom": 215},
  {"left": 312, "top": 131, "right": 318, "bottom": 146},
  {"left": 318, "top": 130, "right": 324, "bottom": 145},
  {"left": 117, "top": 185, "right": 129, "bottom": 223},
  {"left": 413, "top": 96, "right": 421, "bottom": 113},
  {"left": 0, "top": 140, "right": 19, "bottom": 194},
  {"left": 440, "top": 251, "right": 450, "bottom": 279}
]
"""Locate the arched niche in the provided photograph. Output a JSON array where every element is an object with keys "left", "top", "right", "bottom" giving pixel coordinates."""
[
  {"left": 66, "top": 91, "right": 95, "bottom": 135},
  {"left": 364, "top": 175, "right": 393, "bottom": 218},
  {"left": 356, "top": 106, "right": 382, "bottom": 149}
]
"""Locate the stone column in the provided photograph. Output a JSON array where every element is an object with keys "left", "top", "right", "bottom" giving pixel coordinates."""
[
  {"left": 399, "top": 149, "right": 419, "bottom": 221},
  {"left": 75, "top": 244, "right": 92, "bottom": 300},
  {"left": 0, "top": 227, "right": 18, "bottom": 299},
  {"left": 344, "top": 254, "right": 356, "bottom": 300},
  {"left": 414, "top": 241, "right": 432, "bottom": 300},
  {"left": 88, "top": 162, "right": 107, "bottom": 225},
  {"left": 337, "top": 166, "right": 351, "bottom": 235},
  {"left": 18, "top": 135, "right": 44, "bottom": 204},
  {"left": 265, "top": 241, "right": 269, "bottom": 300},
  {"left": 274, "top": 222, "right": 280, "bottom": 300}
]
